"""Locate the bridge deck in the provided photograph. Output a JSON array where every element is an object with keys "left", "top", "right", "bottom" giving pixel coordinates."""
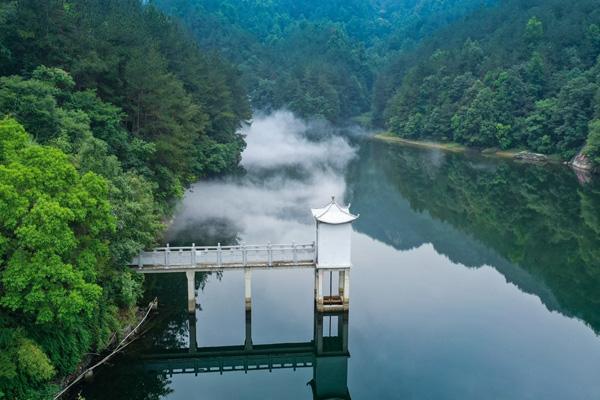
[
  {"left": 142, "top": 342, "right": 317, "bottom": 375},
  {"left": 130, "top": 243, "right": 316, "bottom": 272}
]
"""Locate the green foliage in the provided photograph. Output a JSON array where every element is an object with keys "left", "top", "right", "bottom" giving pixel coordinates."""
[
  {"left": 0, "top": 1, "right": 251, "bottom": 397},
  {"left": 153, "top": 0, "right": 496, "bottom": 123},
  {"left": 525, "top": 16, "right": 544, "bottom": 44},
  {"left": 584, "top": 119, "right": 600, "bottom": 165},
  {"left": 0, "top": 119, "right": 113, "bottom": 397},
  {"left": 0, "top": 0, "right": 250, "bottom": 199},
  {"left": 0, "top": 324, "right": 59, "bottom": 399},
  {"left": 0, "top": 118, "right": 112, "bottom": 323},
  {"left": 381, "top": 0, "right": 600, "bottom": 164},
  {"left": 16, "top": 339, "right": 56, "bottom": 381}
]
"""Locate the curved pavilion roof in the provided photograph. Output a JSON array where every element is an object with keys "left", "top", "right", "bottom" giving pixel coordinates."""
[{"left": 311, "top": 197, "right": 359, "bottom": 225}]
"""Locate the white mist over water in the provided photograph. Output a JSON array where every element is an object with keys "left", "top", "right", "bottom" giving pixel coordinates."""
[
  {"left": 166, "top": 110, "right": 357, "bottom": 244},
  {"left": 241, "top": 110, "right": 356, "bottom": 171}
]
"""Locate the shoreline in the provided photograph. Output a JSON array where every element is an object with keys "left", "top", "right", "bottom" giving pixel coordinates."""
[
  {"left": 54, "top": 301, "right": 157, "bottom": 399},
  {"left": 372, "top": 134, "right": 600, "bottom": 181},
  {"left": 373, "top": 133, "right": 547, "bottom": 161},
  {"left": 373, "top": 133, "right": 469, "bottom": 153}
]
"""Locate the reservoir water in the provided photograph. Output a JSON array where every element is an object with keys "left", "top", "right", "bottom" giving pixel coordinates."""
[{"left": 79, "top": 112, "right": 600, "bottom": 399}]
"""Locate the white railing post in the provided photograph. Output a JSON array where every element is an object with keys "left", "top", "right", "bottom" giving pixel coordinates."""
[
  {"left": 242, "top": 243, "right": 247, "bottom": 266},
  {"left": 191, "top": 243, "right": 196, "bottom": 266},
  {"left": 165, "top": 243, "right": 170, "bottom": 267},
  {"left": 138, "top": 253, "right": 143, "bottom": 269},
  {"left": 217, "top": 243, "right": 222, "bottom": 267},
  {"left": 267, "top": 241, "right": 272, "bottom": 267}
]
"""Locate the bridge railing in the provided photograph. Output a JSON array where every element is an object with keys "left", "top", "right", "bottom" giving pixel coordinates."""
[
  {"left": 132, "top": 242, "right": 316, "bottom": 268},
  {"left": 148, "top": 354, "right": 315, "bottom": 375}
]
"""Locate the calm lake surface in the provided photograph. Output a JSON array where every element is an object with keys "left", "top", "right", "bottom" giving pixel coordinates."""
[{"left": 79, "top": 113, "right": 600, "bottom": 399}]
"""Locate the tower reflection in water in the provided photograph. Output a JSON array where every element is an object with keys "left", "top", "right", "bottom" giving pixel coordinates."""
[{"left": 141, "top": 309, "right": 351, "bottom": 400}]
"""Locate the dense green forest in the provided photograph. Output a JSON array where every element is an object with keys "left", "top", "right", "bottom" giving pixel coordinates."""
[
  {"left": 2, "top": 0, "right": 600, "bottom": 397},
  {"left": 154, "top": 0, "right": 600, "bottom": 166},
  {"left": 152, "top": 0, "right": 495, "bottom": 123},
  {"left": 0, "top": 0, "right": 249, "bottom": 398},
  {"left": 379, "top": 0, "right": 600, "bottom": 163}
]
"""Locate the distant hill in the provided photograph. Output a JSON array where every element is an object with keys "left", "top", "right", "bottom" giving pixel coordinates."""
[
  {"left": 152, "top": 0, "right": 496, "bottom": 123},
  {"left": 378, "top": 0, "right": 600, "bottom": 164}
]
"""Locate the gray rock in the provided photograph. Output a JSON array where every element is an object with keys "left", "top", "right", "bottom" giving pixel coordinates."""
[
  {"left": 513, "top": 151, "right": 548, "bottom": 163},
  {"left": 569, "top": 150, "right": 594, "bottom": 171}
]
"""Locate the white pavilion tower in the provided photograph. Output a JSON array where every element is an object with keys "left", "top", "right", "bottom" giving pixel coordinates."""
[
  {"left": 311, "top": 196, "right": 359, "bottom": 268},
  {"left": 311, "top": 197, "right": 358, "bottom": 311}
]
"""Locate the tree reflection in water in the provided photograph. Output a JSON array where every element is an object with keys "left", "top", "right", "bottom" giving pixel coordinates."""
[{"left": 348, "top": 141, "right": 600, "bottom": 332}]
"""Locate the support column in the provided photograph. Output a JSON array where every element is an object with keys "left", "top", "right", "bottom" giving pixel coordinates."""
[
  {"left": 244, "top": 309, "right": 253, "bottom": 350},
  {"left": 244, "top": 269, "right": 252, "bottom": 311},
  {"left": 314, "top": 268, "right": 319, "bottom": 297},
  {"left": 315, "top": 312, "right": 324, "bottom": 355},
  {"left": 244, "top": 269, "right": 252, "bottom": 350},
  {"left": 186, "top": 270, "right": 196, "bottom": 314},
  {"left": 315, "top": 269, "right": 324, "bottom": 312},
  {"left": 188, "top": 314, "right": 197, "bottom": 353},
  {"left": 338, "top": 270, "right": 345, "bottom": 298},
  {"left": 343, "top": 269, "right": 350, "bottom": 310},
  {"left": 340, "top": 312, "right": 349, "bottom": 353}
]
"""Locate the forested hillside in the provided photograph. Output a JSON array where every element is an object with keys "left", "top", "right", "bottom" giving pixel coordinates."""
[
  {"left": 152, "top": 0, "right": 495, "bottom": 123},
  {"left": 2, "top": 0, "right": 600, "bottom": 397},
  {"left": 0, "top": 1, "right": 249, "bottom": 398},
  {"left": 379, "top": 0, "right": 600, "bottom": 163},
  {"left": 154, "top": 0, "right": 600, "bottom": 167}
]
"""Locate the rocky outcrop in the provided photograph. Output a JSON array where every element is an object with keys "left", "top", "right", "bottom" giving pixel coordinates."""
[
  {"left": 569, "top": 149, "right": 596, "bottom": 184},
  {"left": 513, "top": 151, "right": 548, "bottom": 163},
  {"left": 569, "top": 150, "right": 594, "bottom": 171}
]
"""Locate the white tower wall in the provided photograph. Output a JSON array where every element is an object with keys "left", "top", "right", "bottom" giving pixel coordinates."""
[{"left": 316, "top": 222, "right": 352, "bottom": 268}]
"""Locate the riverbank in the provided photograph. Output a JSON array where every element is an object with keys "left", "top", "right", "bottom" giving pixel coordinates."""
[
  {"left": 54, "top": 301, "right": 157, "bottom": 399},
  {"left": 373, "top": 133, "right": 558, "bottom": 162},
  {"left": 374, "top": 134, "right": 468, "bottom": 153}
]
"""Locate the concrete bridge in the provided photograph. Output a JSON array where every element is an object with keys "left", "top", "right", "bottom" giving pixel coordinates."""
[
  {"left": 131, "top": 242, "right": 317, "bottom": 272},
  {"left": 129, "top": 198, "right": 358, "bottom": 313},
  {"left": 142, "top": 311, "right": 350, "bottom": 400}
]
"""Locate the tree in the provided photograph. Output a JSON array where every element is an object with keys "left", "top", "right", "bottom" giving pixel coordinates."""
[
  {"left": 0, "top": 118, "right": 115, "bottom": 397},
  {"left": 452, "top": 83, "right": 502, "bottom": 147},
  {"left": 0, "top": 118, "right": 114, "bottom": 325},
  {"left": 380, "top": 0, "right": 600, "bottom": 166},
  {"left": 584, "top": 119, "right": 600, "bottom": 165},
  {"left": 525, "top": 16, "right": 544, "bottom": 46}
]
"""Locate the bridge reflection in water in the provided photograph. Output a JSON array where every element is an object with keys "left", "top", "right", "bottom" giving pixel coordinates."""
[{"left": 141, "top": 308, "right": 351, "bottom": 400}]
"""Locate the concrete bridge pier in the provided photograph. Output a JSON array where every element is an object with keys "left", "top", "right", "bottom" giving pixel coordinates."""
[
  {"left": 188, "top": 314, "right": 197, "bottom": 352},
  {"left": 315, "top": 309, "right": 324, "bottom": 354},
  {"left": 315, "top": 268, "right": 350, "bottom": 312},
  {"left": 244, "top": 269, "right": 252, "bottom": 311},
  {"left": 315, "top": 270, "right": 324, "bottom": 311},
  {"left": 314, "top": 311, "right": 349, "bottom": 355},
  {"left": 186, "top": 271, "right": 196, "bottom": 313},
  {"left": 342, "top": 270, "right": 350, "bottom": 309},
  {"left": 340, "top": 310, "right": 349, "bottom": 352},
  {"left": 244, "top": 309, "right": 253, "bottom": 351},
  {"left": 244, "top": 269, "right": 253, "bottom": 350},
  {"left": 311, "top": 311, "right": 350, "bottom": 400}
]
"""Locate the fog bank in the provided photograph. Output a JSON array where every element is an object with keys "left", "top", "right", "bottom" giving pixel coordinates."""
[
  {"left": 165, "top": 111, "right": 357, "bottom": 244},
  {"left": 241, "top": 110, "right": 356, "bottom": 171}
]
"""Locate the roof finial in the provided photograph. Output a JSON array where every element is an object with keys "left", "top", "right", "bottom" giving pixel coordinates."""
[{"left": 331, "top": 195, "right": 335, "bottom": 203}]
